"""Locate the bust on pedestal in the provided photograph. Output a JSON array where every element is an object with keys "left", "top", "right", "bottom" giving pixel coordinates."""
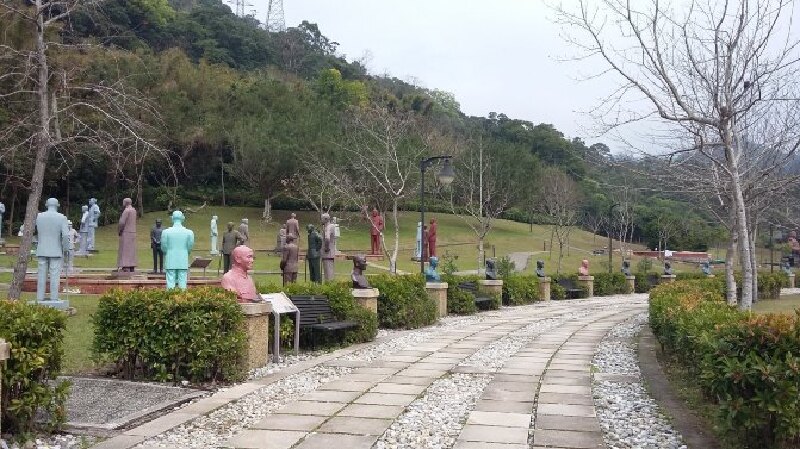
[
  {"left": 425, "top": 257, "right": 448, "bottom": 318},
  {"left": 577, "top": 259, "right": 595, "bottom": 298},
  {"left": 535, "top": 260, "right": 552, "bottom": 301},
  {"left": 622, "top": 260, "right": 635, "bottom": 292},
  {"left": 221, "top": 245, "right": 259, "bottom": 302},
  {"left": 661, "top": 261, "right": 677, "bottom": 284},
  {"left": 35, "top": 198, "right": 70, "bottom": 309},
  {"left": 350, "top": 255, "right": 378, "bottom": 315}
]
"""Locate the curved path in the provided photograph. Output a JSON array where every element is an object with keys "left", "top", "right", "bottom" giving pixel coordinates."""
[{"left": 93, "top": 294, "right": 649, "bottom": 449}]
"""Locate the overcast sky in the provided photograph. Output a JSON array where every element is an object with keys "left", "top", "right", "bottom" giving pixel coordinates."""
[{"left": 246, "top": 0, "right": 637, "bottom": 149}]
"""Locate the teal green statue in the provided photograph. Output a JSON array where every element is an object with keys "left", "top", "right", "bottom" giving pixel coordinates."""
[
  {"left": 160, "top": 210, "right": 195, "bottom": 289},
  {"left": 425, "top": 256, "right": 441, "bottom": 282}
]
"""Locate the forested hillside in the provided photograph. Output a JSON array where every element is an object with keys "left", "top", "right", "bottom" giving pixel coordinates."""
[{"left": 0, "top": 0, "right": 720, "bottom": 252}]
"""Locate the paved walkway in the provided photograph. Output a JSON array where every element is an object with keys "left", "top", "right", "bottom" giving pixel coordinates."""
[{"left": 93, "top": 295, "right": 648, "bottom": 449}]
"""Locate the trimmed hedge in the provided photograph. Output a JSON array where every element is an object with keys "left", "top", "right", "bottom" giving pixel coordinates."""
[
  {"left": 258, "top": 281, "right": 378, "bottom": 346},
  {"left": 650, "top": 280, "right": 800, "bottom": 448},
  {"left": 370, "top": 274, "right": 437, "bottom": 329},
  {"left": 593, "top": 272, "right": 631, "bottom": 296},
  {"left": 502, "top": 275, "right": 540, "bottom": 305},
  {"left": 0, "top": 301, "right": 70, "bottom": 437},
  {"left": 93, "top": 287, "right": 247, "bottom": 383}
]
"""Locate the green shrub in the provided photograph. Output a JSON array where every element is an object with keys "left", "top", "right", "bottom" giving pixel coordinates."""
[
  {"left": 440, "top": 252, "right": 459, "bottom": 276},
  {"left": 370, "top": 274, "right": 437, "bottom": 329},
  {"left": 441, "top": 275, "right": 476, "bottom": 315},
  {"left": 92, "top": 287, "right": 247, "bottom": 383},
  {"left": 550, "top": 281, "right": 566, "bottom": 300},
  {"left": 636, "top": 258, "right": 654, "bottom": 273},
  {"left": 675, "top": 272, "right": 707, "bottom": 282},
  {"left": 495, "top": 256, "right": 515, "bottom": 278},
  {"left": 593, "top": 272, "right": 630, "bottom": 296},
  {"left": 258, "top": 281, "right": 378, "bottom": 346},
  {"left": 0, "top": 301, "right": 70, "bottom": 437},
  {"left": 503, "top": 275, "right": 540, "bottom": 305}
]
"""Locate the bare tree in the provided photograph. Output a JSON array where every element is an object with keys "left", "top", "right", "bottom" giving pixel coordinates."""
[
  {"left": 540, "top": 168, "right": 581, "bottom": 273},
  {"left": 558, "top": 0, "right": 800, "bottom": 309}
]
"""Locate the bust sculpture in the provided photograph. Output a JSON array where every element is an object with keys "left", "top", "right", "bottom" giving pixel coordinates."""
[
  {"left": 369, "top": 208, "right": 384, "bottom": 255},
  {"left": 664, "top": 261, "right": 674, "bottom": 276},
  {"left": 535, "top": 260, "right": 546, "bottom": 278},
  {"left": 161, "top": 210, "right": 195, "bottom": 290},
  {"left": 782, "top": 260, "right": 793, "bottom": 275},
  {"left": 701, "top": 261, "right": 712, "bottom": 276},
  {"left": 621, "top": 260, "right": 632, "bottom": 277},
  {"left": 351, "top": 255, "right": 371, "bottom": 289},
  {"left": 485, "top": 258, "right": 498, "bottom": 281},
  {"left": 210, "top": 216, "right": 219, "bottom": 255},
  {"left": 35, "top": 198, "right": 69, "bottom": 302},
  {"left": 88, "top": 198, "right": 100, "bottom": 251},
  {"left": 425, "top": 256, "right": 441, "bottom": 282},
  {"left": 579, "top": 259, "right": 590, "bottom": 276},
  {"left": 307, "top": 224, "right": 322, "bottom": 283},
  {"left": 117, "top": 198, "right": 137, "bottom": 272},
  {"left": 221, "top": 245, "right": 258, "bottom": 302}
]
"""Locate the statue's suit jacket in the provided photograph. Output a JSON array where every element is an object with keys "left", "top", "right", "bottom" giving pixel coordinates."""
[{"left": 161, "top": 224, "right": 195, "bottom": 270}]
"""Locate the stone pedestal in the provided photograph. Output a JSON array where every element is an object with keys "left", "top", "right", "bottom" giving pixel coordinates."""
[
  {"left": 625, "top": 275, "right": 636, "bottom": 293},
  {"left": 240, "top": 303, "right": 270, "bottom": 370},
  {"left": 538, "top": 277, "right": 551, "bottom": 301},
  {"left": 0, "top": 339, "right": 10, "bottom": 435},
  {"left": 577, "top": 275, "right": 594, "bottom": 298},
  {"left": 478, "top": 280, "right": 503, "bottom": 300},
  {"left": 426, "top": 282, "right": 449, "bottom": 319},
  {"left": 789, "top": 273, "right": 796, "bottom": 289},
  {"left": 352, "top": 288, "right": 380, "bottom": 315},
  {"left": 661, "top": 274, "right": 677, "bottom": 284}
]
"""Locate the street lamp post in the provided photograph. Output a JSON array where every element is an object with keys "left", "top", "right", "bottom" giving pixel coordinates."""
[
  {"left": 608, "top": 203, "right": 619, "bottom": 274},
  {"left": 420, "top": 156, "right": 455, "bottom": 274}
]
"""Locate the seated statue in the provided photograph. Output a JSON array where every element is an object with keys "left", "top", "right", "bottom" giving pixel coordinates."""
[
  {"left": 664, "top": 261, "right": 674, "bottom": 276},
  {"left": 485, "top": 258, "right": 498, "bottom": 280},
  {"left": 535, "top": 260, "right": 546, "bottom": 278},
  {"left": 701, "top": 261, "right": 712, "bottom": 276},
  {"left": 579, "top": 259, "right": 590, "bottom": 276},
  {"left": 221, "top": 246, "right": 258, "bottom": 302},
  {"left": 351, "top": 255, "right": 371, "bottom": 289},
  {"left": 621, "top": 260, "right": 632, "bottom": 277},
  {"left": 426, "top": 256, "right": 441, "bottom": 282}
]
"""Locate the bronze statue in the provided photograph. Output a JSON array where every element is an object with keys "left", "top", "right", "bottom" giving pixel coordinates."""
[
  {"left": 117, "top": 198, "right": 137, "bottom": 272},
  {"left": 701, "top": 261, "right": 712, "bottom": 276},
  {"left": 664, "top": 261, "right": 673, "bottom": 276},
  {"left": 321, "top": 213, "right": 336, "bottom": 282},
  {"left": 485, "top": 258, "right": 498, "bottom": 280},
  {"left": 351, "top": 255, "right": 370, "bottom": 289},
  {"left": 307, "top": 224, "right": 322, "bottom": 283},
  {"left": 621, "top": 260, "right": 632, "bottom": 276},
  {"left": 535, "top": 260, "right": 546, "bottom": 278},
  {"left": 281, "top": 233, "right": 299, "bottom": 285}
]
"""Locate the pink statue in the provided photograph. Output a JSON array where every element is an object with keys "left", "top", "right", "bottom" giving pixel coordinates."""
[
  {"left": 427, "top": 218, "right": 438, "bottom": 258},
  {"left": 117, "top": 198, "right": 137, "bottom": 272},
  {"left": 369, "top": 208, "right": 383, "bottom": 255},
  {"left": 579, "top": 259, "right": 590, "bottom": 276},
  {"left": 286, "top": 213, "right": 300, "bottom": 240},
  {"left": 221, "top": 246, "right": 258, "bottom": 303}
]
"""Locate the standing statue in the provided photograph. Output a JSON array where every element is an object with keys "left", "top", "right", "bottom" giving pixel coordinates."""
[
  {"left": 485, "top": 258, "right": 498, "bottom": 280},
  {"left": 35, "top": 198, "right": 69, "bottom": 303},
  {"left": 321, "top": 213, "right": 337, "bottom": 282},
  {"left": 221, "top": 245, "right": 258, "bottom": 302},
  {"left": 64, "top": 221, "right": 78, "bottom": 275},
  {"left": 286, "top": 213, "right": 300, "bottom": 241},
  {"left": 87, "top": 198, "right": 100, "bottom": 251},
  {"left": 701, "top": 261, "right": 712, "bottom": 276},
  {"left": 238, "top": 218, "right": 250, "bottom": 246},
  {"left": 579, "top": 259, "right": 590, "bottom": 276},
  {"left": 221, "top": 222, "right": 241, "bottom": 273},
  {"left": 369, "top": 208, "right": 384, "bottom": 255},
  {"left": 281, "top": 233, "right": 299, "bottom": 284},
  {"left": 276, "top": 224, "right": 286, "bottom": 253},
  {"left": 414, "top": 222, "right": 423, "bottom": 260},
  {"left": 161, "top": 210, "right": 195, "bottom": 290},
  {"left": 535, "top": 260, "right": 546, "bottom": 278},
  {"left": 664, "top": 261, "right": 674, "bottom": 276},
  {"left": 117, "top": 198, "right": 137, "bottom": 272},
  {"left": 351, "top": 255, "right": 371, "bottom": 289},
  {"left": 621, "top": 260, "right": 632, "bottom": 276},
  {"left": 0, "top": 200, "right": 5, "bottom": 240},
  {"left": 425, "top": 256, "right": 441, "bottom": 282},
  {"left": 428, "top": 218, "right": 438, "bottom": 258},
  {"left": 210, "top": 215, "right": 219, "bottom": 255},
  {"left": 76, "top": 205, "right": 90, "bottom": 256},
  {"left": 151, "top": 219, "right": 164, "bottom": 273},
  {"left": 307, "top": 224, "right": 323, "bottom": 283}
]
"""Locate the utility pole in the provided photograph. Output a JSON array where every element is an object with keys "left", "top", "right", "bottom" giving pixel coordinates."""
[{"left": 266, "top": 0, "right": 286, "bottom": 32}]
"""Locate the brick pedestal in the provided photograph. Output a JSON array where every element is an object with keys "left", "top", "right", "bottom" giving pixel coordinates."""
[
  {"left": 661, "top": 274, "right": 677, "bottom": 284},
  {"left": 789, "top": 273, "right": 796, "bottom": 289},
  {"left": 426, "top": 282, "right": 449, "bottom": 319},
  {"left": 625, "top": 275, "right": 636, "bottom": 293},
  {"left": 0, "top": 339, "right": 10, "bottom": 435},
  {"left": 240, "top": 303, "right": 270, "bottom": 370},
  {"left": 538, "top": 277, "right": 552, "bottom": 301},
  {"left": 577, "top": 275, "right": 594, "bottom": 298},
  {"left": 478, "top": 280, "right": 503, "bottom": 301},
  {"left": 352, "top": 288, "right": 380, "bottom": 315}
]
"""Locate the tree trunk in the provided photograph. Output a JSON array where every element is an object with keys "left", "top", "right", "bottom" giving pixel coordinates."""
[
  {"left": 477, "top": 236, "right": 484, "bottom": 273},
  {"left": 9, "top": 12, "right": 50, "bottom": 300},
  {"left": 389, "top": 199, "right": 399, "bottom": 274},
  {"left": 557, "top": 241, "right": 564, "bottom": 274},
  {"left": 726, "top": 225, "right": 738, "bottom": 306},
  {"left": 733, "top": 179, "right": 753, "bottom": 310},
  {"left": 750, "top": 223, "right": 758, "bottom": 302}
]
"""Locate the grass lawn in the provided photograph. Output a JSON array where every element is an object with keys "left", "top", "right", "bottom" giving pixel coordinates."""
[{"left": 752, "top": 294, "right": 800, "bottom": 315}]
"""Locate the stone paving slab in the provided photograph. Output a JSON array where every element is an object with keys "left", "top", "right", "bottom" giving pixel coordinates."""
[
  {"left": 453, "top": 442, "right": 528, "bottom": 449},
  {"left": 226, "top": 429, "right": 306, "bottom": 449},
  {"left": 384, "top": 375, "right": 436, "bottom": 386},
  {"left": 275, "top": 401, "right": 347, "bottom": 416},
  {"left": 532, "top": 429, "right": 604, "bottom": 448},
  {"left": 316, "top": 416, "right": 392, "bottom": 435},
  {"left": 370, "top": 382, "right": 428, "bottom": 395},
  {"left": 537, "top": 403, "right": 596, "bottom": 418},
  {"left": 353, "top": 392, "right": 417, "bottom": 406},
  {"left": 292, "top": 433, "right": 378, "bottom": 449},
  {"left": 459, "top": 424, "right": 529, "bottom": 444},
  {"left": 535, "top": 414, "right": 601, "bottom": 432},
  {"left": 337, "top": 403, "right": 406, "bottom": 419},
  {"left": 474, "top": 399, "right": 534, "bottom": 413},
  {"left": 538, "top": 392, "right": 595, "bottom": 405},
  {"left": 539, "top": 384, "right": 591, "bottom": 394},
  {"left": 251, "top": 414, "right": 327, "bottom": 431},
  {"left": 317, "top": 380, "right": 377, "bottom": 392},
  {"left": 466, "top": 411, "right": 531, "bottom": 427},
  {"left": 301, "top": 390, "right": 362, "bottom": 403}
]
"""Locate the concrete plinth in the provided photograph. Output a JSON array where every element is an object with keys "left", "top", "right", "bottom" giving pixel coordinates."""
[
  {"left": 0, "top": 339, "right": 10, "bottom": 435},
  {"left": 661, "top": 274, "right": 677, "bottom": 284},
  {"left": 538, "top": 277, "right": 552, "bottom": 301},
  {"left": 577, "top": 275, "right": 594, "bottom": 298},
  {"left": 789, "top": 273, "right": 796, "bottom": 289},
  {"left": 352, "top": 288, "right": 380, "bottom": 315},
  {"left": 426, "top": 282, "right": 449, "bottom": 319},
  {"left": 478, "top": 280, "right": 503, "bottom": 300},
  {"left": 240, "top": 303, "right": 270, "bottom": 370},
  {"left": 625, "top": 275, "right": 636, "bottom": 293}
]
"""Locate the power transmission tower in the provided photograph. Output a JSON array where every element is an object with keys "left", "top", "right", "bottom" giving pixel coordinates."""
[
  {"left": 266, "top": 0, "right": 286, "bottom": 32},
  {"left": 226, "top": 0, "right": 252, "bottom": 18}
]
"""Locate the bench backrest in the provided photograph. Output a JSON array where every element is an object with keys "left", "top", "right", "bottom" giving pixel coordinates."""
[
  {"left": 557, "top": 278, "right": 578, "bottom": 289},
  {"left": 457, "top": 281, "right": 478, "bottom": 293},
  {"left": 289, "top": 295, "right": 336, "bottom": 327}
]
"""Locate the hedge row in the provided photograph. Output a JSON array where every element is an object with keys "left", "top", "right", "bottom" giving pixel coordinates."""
[
  {"left": 650, "top": 280, "right": 800, "bottom": 448},
  {"left": 370, "top": 274, "right": 437, "bottom": 330},
  {"left": 635, "top": 271, "right": 787, "bottom": 299}
]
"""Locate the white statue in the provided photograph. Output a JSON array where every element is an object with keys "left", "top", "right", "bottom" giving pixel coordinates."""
[
  {"left": 210, "top": 215, "right": 219, "bottom": 255},
  {"left": 88, "top": 198, "right": 100, "bottom": 251}
]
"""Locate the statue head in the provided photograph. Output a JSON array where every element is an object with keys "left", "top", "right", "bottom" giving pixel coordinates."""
[
  {"left": 155, "top": 218, "right": 162, "bottom": 227},
  {"left": 89, "top": 198, "right": 97, "bottom": 206},
  {"left": 579, "top": 259, "right": 590, "bottom": 276},
  {"left": 321, "top": 213, "right": 331, "bottom": 225},
  {"left": 351, "top": 255, "right": 370, "bottom": 288},
  {"left": 307, "top": 224, "right": 315, "bottom": 233},
  {"left": 290, "top": 213, "right": 296, "bottom": 219},
  {"left": 232, "top": 245, "right": 255, "bottom": 271},
  {"left": 664, "top": 261, "right": 673, "bottom": 275},
  {"left": 582, "top": 259, "right": 589, "bottom": 269},
  {"left": 81, "top": 205, "right": 88, "bottom": 213},
  {"left": 429, "top": 256, "right": 439, "bottom": 270},
  {"left": 485, "top": 258, "right": 498, "bottom": 280},
  {"left": 45, "top": 198, "right": 59, "bottom": 210},
  {"left": 122, "top": 197, "right": 132, "bottom": 207},
  {"left": 621, "top": 260, "right": 631, "bottom": 276},
  {"left": 371, "top": 208, "right": 378, "bottom": 217},
  {"left": 67, "top": 220, "right": 73, "bottom": 229},
  {"left": 171, "top": 210, "right": 185, "bottom": 225},
  {"left": 791, "top": 231, "right": 798, "bottom": 239},
  {"left": 352, "top": 255, "right": 367, "bottom": 272},
  {"left": 430, "top": 217, "right": 436, "bottom": 225},
  {"left": 241, "top": 218, "right": 248, "bottom": 224},
  {"left": 536, "top": 260, "right": 546, "bottom": 277},
  {"left": 212, "top": 215, "right": 217, "bottom": 221},
  {"left": 227, "top": 222, "right": 234, "bottom": 232}
]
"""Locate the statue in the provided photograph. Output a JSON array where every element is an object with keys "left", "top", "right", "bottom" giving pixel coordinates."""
[
  {"left": 64, "top": 221, "right": 78, "bottom": 275},
  {"left": 221, "top": 222, "right": 241, "bottom": 273},
  {"left": 621, "top": 260, "right": 632, "bottom": 277},
  {"left": 428, "top": 218, "right": 438, "bottom": 258},
  {"left": 321, "top": 213, "right": 337, "bottom": 282},
  {"left": 210, "top": 216, "right": 219, "bottom": 255},
  {"left": 307, "top": 224, "right": 323, "bottom": 283},
  {"left": 414, "top": 221, "right": 423, "bottom": 260},
  {"left": 35, "top": 198, "right": 69, "bottom": 302},
  {"left": 701, "top": 261, "right": 712, "bottom": 276},
  {"left": 281, "top": 233, "right": 299, "bottom": 284},
  {"left": 151, "top": 219, "right": 164, "bottom": 273},
  {"left": 0, "top": 200, "right": 4, "bottom": 240},
  {"left": 782, "top": 260, "right": 793, "bottom": 275},
  {"left": 351, "top": 255, "right": 370, "bottom": 289},
  {"left": 425, "top": 256, "right": 441, "bottom": 282},
  {"left": 221, "top": 245, "right": 258, "bottom": 302},
  {"left": 87, "top": 198, "right": 100, "bottom": 251},
  {"left": 117, "top": 198, "right": 137, "bottom": 272},
  {"left": 161, "top": 210, "right": 195, "bottom": 290},
  {"left": 579, "top": 259, "right": 590, "bottom": 276},
  {"left": 238, "top": 218, "right": 250, "bottom": 246},
  {"left": 76, "top": 205, "right": 90, "bottom": 256},
  {"left": 276, "top": 224, "right": 286, "bottom": 253},
  {"left": 535, "top": 260, "right": 546, "bottom": 278},
  {"left": 369, "top": 208, "right": 384, "bottom": 255},
  {"left": 286, "top": 213, "right": 300, "bottom": 240},
  {"left": 664, "top": 261, "right": 674, "bottom": 276},
  {"left": 485, "top": 258, "right": 498, "bottom": 280}
]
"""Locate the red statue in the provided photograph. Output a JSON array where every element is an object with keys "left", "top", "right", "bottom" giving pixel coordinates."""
[
  {"left": 427, "top": 218, "right": 438, "bottom": 258},
  {"left": 369, "top": 208, "right": 384, "bottom": 255}
]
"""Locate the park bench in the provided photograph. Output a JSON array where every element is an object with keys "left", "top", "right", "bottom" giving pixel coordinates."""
[
  {"left": 557, "top": 278, "right": 584, "bottom": 299},
  {"left": 289, "top": 295, "right": 359, "bottom": 348},
  {"left": 457, "top": 282, "right": 494, "bottom": 310}
]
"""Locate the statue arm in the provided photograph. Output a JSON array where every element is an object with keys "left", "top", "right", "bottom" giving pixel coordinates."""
[
  {"left": 118, "top": 211, "right": 127, "bottom": 235},
  {"left": 61, "top": 219, "right": 70, "bottom": 253},
  {"left": 188, "top": 231, "right": 195, "bottom": 252}
]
